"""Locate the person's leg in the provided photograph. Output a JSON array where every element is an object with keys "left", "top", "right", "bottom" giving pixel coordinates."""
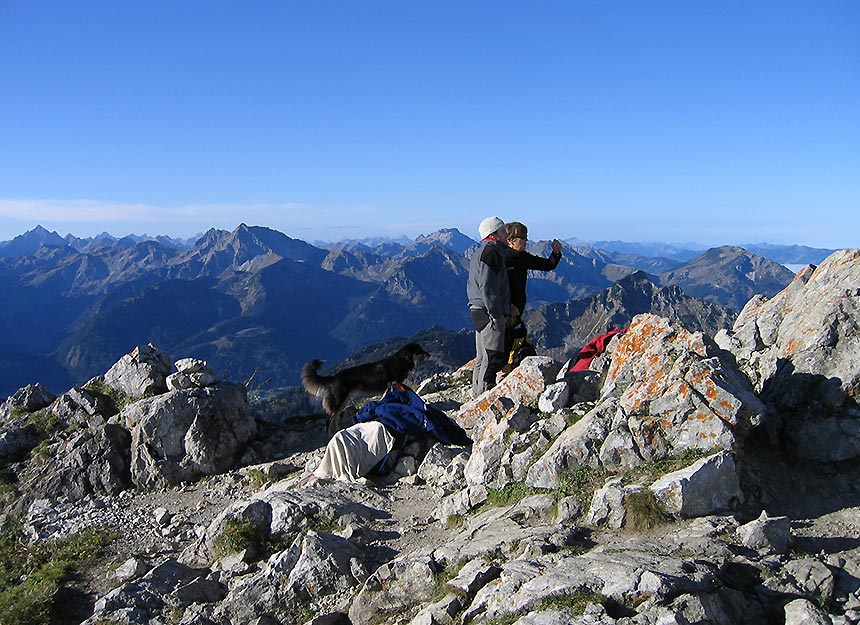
[
  {"left": 478, "top": 317, "right": 506, "bottom": 395},
  {"left": 472, "top": 330, "right": 486, "bottom": 398}
]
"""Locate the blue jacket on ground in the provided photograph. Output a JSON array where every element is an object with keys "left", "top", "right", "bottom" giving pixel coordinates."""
[{"left": 353, "top": 388, "right": 471, "bottom": 447}]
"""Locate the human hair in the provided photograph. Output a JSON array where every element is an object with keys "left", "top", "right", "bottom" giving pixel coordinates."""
[{"left": 505, "top": 221, "right": 528, "bottom": 240}]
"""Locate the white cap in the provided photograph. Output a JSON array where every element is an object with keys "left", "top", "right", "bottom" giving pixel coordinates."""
[{"left": 478, "top": 216, "right": 505, "bottom": 239}]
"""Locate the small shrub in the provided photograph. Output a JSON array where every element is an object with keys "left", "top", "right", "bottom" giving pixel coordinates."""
[
  {"left": 623, "top": 489, "right": 672, "bottom": 531},
  {"left": 308, "top": 514, "right": 339, "bottom": 533},
  {"left": 487, "top": 482, "right": 532, "bottom": 507}
]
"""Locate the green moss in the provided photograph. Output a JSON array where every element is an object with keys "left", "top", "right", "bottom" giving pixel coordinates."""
[{"left": 0, "top": 523, "right": 115, "bottom": 625}]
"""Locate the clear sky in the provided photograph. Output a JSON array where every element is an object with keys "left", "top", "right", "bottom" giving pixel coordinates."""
[{"left": 1, "top": 1, "right": 857, "bottom": 248}]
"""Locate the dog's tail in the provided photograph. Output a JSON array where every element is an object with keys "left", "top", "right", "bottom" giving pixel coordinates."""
[{"left": 300, "top": 359, "right": 328, "bottom": 398}]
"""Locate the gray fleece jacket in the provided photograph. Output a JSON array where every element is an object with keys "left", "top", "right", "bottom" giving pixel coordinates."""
[{"left": 467, "top": 238, "right": 511, "bottom": 320}]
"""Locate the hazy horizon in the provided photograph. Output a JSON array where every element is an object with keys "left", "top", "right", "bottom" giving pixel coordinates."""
[{"left": 0, "top": 222, "right": 846, "bottom": 253}]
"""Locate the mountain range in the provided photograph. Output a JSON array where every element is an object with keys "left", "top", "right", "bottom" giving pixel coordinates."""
[{"left": 0, "top": 224, "right": 836, "bottom": 397}]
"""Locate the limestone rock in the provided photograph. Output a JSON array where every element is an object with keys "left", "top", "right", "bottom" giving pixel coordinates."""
[
  {"left": 650, "top": 451, "right": 741, "bottom": 519},
  {"left": 525, "top": 404, "right": 610, "bottom": 489},
  {"left": 527, "top": 314, "right": 763, "bottom": 490},
  {"left": 538, "top": 381, "right": 570, "bottom": 413},
  {"left": 464, "top": 402, "right": 538, "bottom": 488},
  {"left": 349, "top": 553, "right": 439, "bottom": 625},
  {"left": 784, "top": 598, "right": 832, "bottom": 625},
  {"left": 736, "top": 510, "right": 792, "bottom": 555},
  {"left": 601, "top": 314, "right": 763, "bottom": 454},
  {"left": 103, "top": 343, "right": 173, "bottom": 398},
  {"left": 456, "top": 357, "right": 557, "bottom": 429},
  {"left": 416, "top": 443, "right": 469, "bottom": 492},
  {"left": 1, "top": 383, "right": 56, "bottom": 419},
  {"left": 717, "top": 250, "right": 860, "bottom": 460},
  {"left": 124, "top": 383, "right": 254, "bottom": 488},
  {"left": 167, "top": 357, "right": 219, "bottom": 391},
  {"left": 38, "top": 423, "right": 133, "bottom": 501}
]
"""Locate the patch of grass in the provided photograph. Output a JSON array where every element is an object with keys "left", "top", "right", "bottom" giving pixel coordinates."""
[
  {"left": 244, "top": 469, "right": 270, "bottom": 490},
  {"left": 487, "top": 482, "right": 532, "bottom": 507},
  {"left": 8, "top": 405, "right": 30, "bottom": 420},
  {"left": 623, "top": 489, "right": 672, "bottom": 531},
  {"left": 556, "top": 466, "right": 608, "bottom": 501},
  {"left": 212, "top": 520, "right": 265, "bottom": 560},
  {"left": 485, "top": 613, "right": 521, "bottom": 625},
  {"left": 82, "top": 381, "right": 136, "bottom": 414},
  {"left": 537, "top": 589, "right": 609, "bottom": 615},
  {"left": 623, "top": 448, "right": 713, "bottom": 485},
  {"left": 564, "top": 408, "right": 590, "bottom": 427},
  {"left": 307, "top": 514, "right": 339, "bottom": 534},
  {"left": 431, "top": 560, "right": 467, "bottom": 600},
  {"left": 484, "top": 589, "right": 611, "bottom": 625},
  {"left": 25, "top": 409, "right": 60, "bottom": 436},
  {"left": 0, "top": 523, "right": 116, "bottom": 625}
]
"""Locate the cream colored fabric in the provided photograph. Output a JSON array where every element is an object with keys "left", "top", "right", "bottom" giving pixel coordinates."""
[{"left": 313, "top": 421, "right": 396, "bottom": 482}]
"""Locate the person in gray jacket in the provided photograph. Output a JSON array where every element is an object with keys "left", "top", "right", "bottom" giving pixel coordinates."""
[{"left": 467, "top": 216, "right": 519, "bottom": 397}]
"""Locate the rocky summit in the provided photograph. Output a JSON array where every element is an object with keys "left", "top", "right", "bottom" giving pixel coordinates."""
[{"left": 1, "top": 249, "right": 859, "bottom": 625}]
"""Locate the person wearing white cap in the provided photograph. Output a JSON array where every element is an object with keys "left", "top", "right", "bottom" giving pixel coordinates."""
[{"left": 466, "top": 216, "right": 520, "bottom": 397}]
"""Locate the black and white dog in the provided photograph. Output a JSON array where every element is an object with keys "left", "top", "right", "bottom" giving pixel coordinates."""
[{"left": 301, "top": 343, "right": 430, "bottom": 434}]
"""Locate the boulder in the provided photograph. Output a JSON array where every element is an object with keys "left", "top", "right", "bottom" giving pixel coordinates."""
[
  {"left": 456, "top": 357, "right": 557, "bottom": 429},
  {"left": 464, "top": 402, "right": 538, "bottom": 488},
  {"left": 736, "top": 510, "right": 792, "bottom": 555},
  {"left": 600, "top": 314, "right": 763, "bottom": 454},
  {"left": 527, "top": 314, "right": 763, "bottom": 490},
  {"left": 88, "top": 559, "right": 224, "bottom": 623},
  {"left": 167, "top": 357, "right": 219, "bottom": 391},
  {"left": 649, "top": 451, "right": 741, "bottom": 519},
  {"left": 416, "top": 443, "right": 469, "bottom": 492},
  {"left": 349, "top": 553, "right": 439, "bottom": 625},
  {"left": 0, "top": 415, "right": 42, "bottom": 463},
  {"left": 38, "top": 423, "right": 133, "bottom": 501},
  {"left": 1, "top": 383, "right": 56, "bottom": 418},
  {"left": 716, "top": 250, "right": 860, "bottom": 460},
  {"left": 124, "top": 383, "right": 255, "bottom": 488},
  {"left": 103, "top": 343, "right": 172, "bottom": 398},
  {"left": 538, "top": 381, "right": 570, "bottom": 413},
  {"left": 784, "top": 598, "right": 832, "bottom": 625}
]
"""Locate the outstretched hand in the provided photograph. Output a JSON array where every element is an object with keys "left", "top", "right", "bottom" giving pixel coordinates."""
[{"left": 551, "top": 239, "right": 563, "bottom": 254}]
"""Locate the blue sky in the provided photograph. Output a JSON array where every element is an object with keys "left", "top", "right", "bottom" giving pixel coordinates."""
[{"left": 0, "top": 1, "right": 857, "bottom": 248}]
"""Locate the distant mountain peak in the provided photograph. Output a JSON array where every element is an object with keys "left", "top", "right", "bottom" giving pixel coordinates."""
[{"left": 0, "top": 225, "right": 68, "bottom": 257}]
